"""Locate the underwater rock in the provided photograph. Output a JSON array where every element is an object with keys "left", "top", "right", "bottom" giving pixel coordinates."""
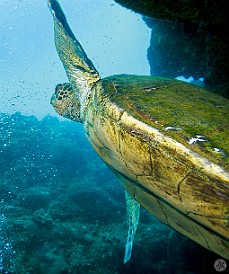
[
  {"left": 16, "top": 189, "right": 51, "bottom": 211},
  {"left": 114, "top": 0, "right": 229, "bottom": 97},
  {"left": 144, "top": 18, "right": 206, "bottom": 79},
  {"left": 114, "top": 0, "right": 228, "bottom": 25},
  {"left": 32, "top": 209, "right": 53, "bottom": 229}
]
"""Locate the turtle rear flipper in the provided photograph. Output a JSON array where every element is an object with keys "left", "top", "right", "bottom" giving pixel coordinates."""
[{"left": 124, "top": 191, "right": 140, "bottom": 264}]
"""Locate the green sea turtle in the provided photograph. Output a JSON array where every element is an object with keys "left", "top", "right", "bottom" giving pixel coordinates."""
[{"left": 48, "top": 0, "right": 229, "bottom": 262}]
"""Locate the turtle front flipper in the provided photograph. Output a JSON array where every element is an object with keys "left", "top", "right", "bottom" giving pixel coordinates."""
[
  {"left": 124, "top": 191, "right": 140, "bottom": 264},
  {"left": 48, "top": 0, "right": 100, "bottom": 121}
]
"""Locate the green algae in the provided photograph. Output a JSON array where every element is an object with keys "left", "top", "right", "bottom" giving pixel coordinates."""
[{"left": 102, "top": 75, "right": 229, "bottom": 168}]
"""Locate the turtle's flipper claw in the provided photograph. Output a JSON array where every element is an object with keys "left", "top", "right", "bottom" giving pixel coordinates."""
[{"left": 124, "top": 191, "right": 140, "bottom": 264}]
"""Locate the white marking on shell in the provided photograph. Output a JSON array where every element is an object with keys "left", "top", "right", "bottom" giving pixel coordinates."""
[
  {"left": 188, "top": 136, "right": 208, "bottom": 145},
  {"left": 165, "top": 126, "right": 182, "bottom": 131}
]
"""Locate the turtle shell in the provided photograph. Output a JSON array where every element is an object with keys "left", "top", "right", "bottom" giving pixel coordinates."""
[{"left": 84, "top": 74, "right": 229, "bottom": 260}]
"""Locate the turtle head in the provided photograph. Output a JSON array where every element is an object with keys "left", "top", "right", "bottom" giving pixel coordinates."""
[
  {"left": 48, "top": 0, "right": 100, "bottom": 121},
  {"left": 51, "top": 83, "right": 81, "bottom": 122}
]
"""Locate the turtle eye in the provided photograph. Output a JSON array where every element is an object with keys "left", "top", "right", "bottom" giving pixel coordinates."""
[{"left": 55, "top": 84, "right": 63, "bottom": 95}]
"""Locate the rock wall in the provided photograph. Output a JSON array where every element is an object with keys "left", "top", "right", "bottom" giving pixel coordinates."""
[{"left": 114, "top": 0, "right": 229, "bottom": 97}]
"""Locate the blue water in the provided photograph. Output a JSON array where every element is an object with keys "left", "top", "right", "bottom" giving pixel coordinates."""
[
  {"left": 0, "top": 0, "right": 150, "bottom": 119},
  {"left": 0, "top": 1, "right": 226, "bottom": 273}
]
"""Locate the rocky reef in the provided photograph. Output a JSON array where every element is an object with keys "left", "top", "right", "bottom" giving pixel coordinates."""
[
  {"left": 0, "top": 112, "right": 224, "bottom": 273},
  {"left": 114, "top": 0, "right": 229, "bottom": 98}
]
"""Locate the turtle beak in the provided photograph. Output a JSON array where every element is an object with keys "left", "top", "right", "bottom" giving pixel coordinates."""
[
  {"left": 50, "top": 92, "right": 62, "bottom": 107},
  {"left": 50, "top": 93, "right": 57, "bottom": 102},
  {"left": 50, "top": 93, "right": 58, "bottom": 108}
]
